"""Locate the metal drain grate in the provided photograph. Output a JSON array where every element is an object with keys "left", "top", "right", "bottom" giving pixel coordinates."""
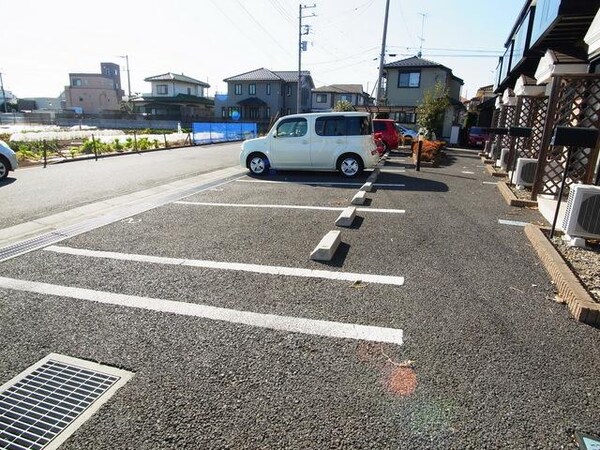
[{"left": 0, "top": 354, "right": 133, "bottom": 450}]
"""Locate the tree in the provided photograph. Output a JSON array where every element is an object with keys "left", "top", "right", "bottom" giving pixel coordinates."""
[
  {"left": 333, "top": 100, "right": 354, "bottom": 112},
  {"left": 416, "top": 81, "right": 449, "bottom": 139}
]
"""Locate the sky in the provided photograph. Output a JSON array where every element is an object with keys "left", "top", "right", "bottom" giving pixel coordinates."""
[{"left": 1, "top": 0, "right": 525, "bottom": 100}]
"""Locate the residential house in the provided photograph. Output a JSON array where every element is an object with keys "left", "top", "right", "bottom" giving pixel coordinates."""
[
  {"left": 64, "top": 62, "right": 124, "bottom": 114},
  {"left": 382, "top": 56, "right": 465, "bottom": 138},
  {"left": 216, "top": 68, "right": 314, "bottom": 126},
  {"left": 311, "top": 84, "right": 372, "bottom": 112},
  {"left": 132, "top": 73, "right": 214, "bottom": 123}
]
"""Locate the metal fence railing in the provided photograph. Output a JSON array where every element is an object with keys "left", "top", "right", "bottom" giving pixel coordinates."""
[{"left": 192, "top": 122, "right": 257, "bottom": 145}]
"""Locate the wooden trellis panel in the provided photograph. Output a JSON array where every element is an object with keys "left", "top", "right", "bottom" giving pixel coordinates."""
[
  {"left": 506, "top": 96, "right": 549, "bottom": 172},
  {"left": 491, "top": 106, "right": 516, "bottom": 159},
  {"left": 532, "top": 75, "right": 600, "bottom": 199},
  {"left": 485, "top": 107, "right": 500, "bottom": 156}
]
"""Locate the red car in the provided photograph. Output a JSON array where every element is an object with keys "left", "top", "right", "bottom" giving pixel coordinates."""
[
  {"left": 468, "top": 127, "right": 489, "bottom": 147},
  {"left": 373, "top": 119, "right": 400, "bottom": 152}
]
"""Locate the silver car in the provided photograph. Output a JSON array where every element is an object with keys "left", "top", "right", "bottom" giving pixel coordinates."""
[{"left": 0, "top": 140, "right": 18, "bottom": 180}]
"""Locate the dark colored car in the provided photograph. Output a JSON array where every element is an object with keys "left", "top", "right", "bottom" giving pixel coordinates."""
[
  {"left": 468, "top": 127, "right": 489, "bottom": 147},
  {"left": 373, "top": 119, "right": 400, "bottom": 152}
]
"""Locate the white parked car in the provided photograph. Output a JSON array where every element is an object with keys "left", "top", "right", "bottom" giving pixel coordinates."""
[
  {"left": 240, "top": 112, "right": 380, "bottom": 177},
  {"left": 0, "top": 140, "right": 18, "bottom": 181}
]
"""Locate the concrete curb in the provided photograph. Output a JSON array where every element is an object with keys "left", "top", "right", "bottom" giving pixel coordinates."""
[
  {"left": 310, "top": 230, "right": 341, "bottom": 261},
  {"left": 485, "top": 164, "right": 507, "bottom": 177},
  {"left": 497, "top": 181, "right": 538, "bottom": 208},
  {"left": 524, "top": 224, "right": 600, "bottom": 326},
  {"left": 335, "top": 207, "right": 356, "bottom": 227},
  {"left": 351, "top": 191, "right": 367, "bottom": 205}
]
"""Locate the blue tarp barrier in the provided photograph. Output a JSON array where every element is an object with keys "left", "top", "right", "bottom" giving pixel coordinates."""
[{"left": 192, "top": 122, "right": 257, "bottom": 145}]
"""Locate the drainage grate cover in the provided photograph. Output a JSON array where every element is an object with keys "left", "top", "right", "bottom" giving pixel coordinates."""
[{"left": 0, "top": 353, "right": 133, "bottom": 450}]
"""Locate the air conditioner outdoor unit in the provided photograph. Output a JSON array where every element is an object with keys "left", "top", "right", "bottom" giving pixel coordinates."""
[
  {"left": 562, "top": 184, "right": 600, "bottom": 241},
  {"left": 514, "top": 157, "right": 538, "bottom": 189},
  {"left": 496, "top": 148, "right": 510, "bottom": 170}
]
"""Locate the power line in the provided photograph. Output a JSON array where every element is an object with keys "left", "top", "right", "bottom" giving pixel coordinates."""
[{"left": 234, "top": 0, "right": 292, "bottom": 57}]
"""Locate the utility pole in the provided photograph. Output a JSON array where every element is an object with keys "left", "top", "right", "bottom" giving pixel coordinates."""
[
  {"left": 119, "top": 55, "right": 132, "bottom": 99},
  {"left": 417, "top": 13, "right": 427, "bottom": 57},
  {"left": 376, "top": 0, "right": 391, "bottom": 105},
  {"left": 0, "top": 72, "right": 7, "bottom": 113},
  {"left": 298, "top": 3, "right": 316, "bottom": 114}
]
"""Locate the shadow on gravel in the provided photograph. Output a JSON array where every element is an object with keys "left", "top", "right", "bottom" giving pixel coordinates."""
[
  {"left": 0, "top": 177, "right": 17, "bottom": 187},
  {"left": 377, "top": 173, "right": 449, "bottom": 192},
  {"left": 316, "top": 242, "right": 350, "bottom": 268}
]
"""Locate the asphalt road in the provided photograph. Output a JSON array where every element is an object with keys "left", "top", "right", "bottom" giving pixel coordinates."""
[
  {"left": 0, "top": 143, "right": 241, "bottom": 229},
  {"left": 0, "top": 149, "right": 599, "bottom": 449}
]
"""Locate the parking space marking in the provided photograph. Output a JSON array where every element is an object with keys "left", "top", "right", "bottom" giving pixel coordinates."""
[
  {"left": 236, "top": 179, "right": 406, "bottom": 188},
  {"left": 44, "top": 246, "right": 406, "bottom": 286},
  {"left": 461, "top": 171, "right": 475, "bottom": 174},
  {"left": 498, "top": 219, "right": 530, "bottom": 227},
  {"left": 482, "top": 181, "right": 497, "bottom": 185},
  {"left": 174, "top": 201, "right": 405, "bottom": 214},
  {"left": 0, "top": 277, "right": 404, "bottom": 345}
]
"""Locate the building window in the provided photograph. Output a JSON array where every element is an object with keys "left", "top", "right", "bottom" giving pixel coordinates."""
[
  {"left": 266, "top": 83, "right": 271, "bottom": 95},
  {"left": 78, "top": 97, "right": 83, "bottom": 102},
  {"left": 286, "top": 108, "right": 292, "bottom": 115},
  {"left": 316, "top": 94, "right": 327, "bottom": 103},
  {"left": 340, "top": 94, "right": 353, "bottom": 103},
  {"left": 234, "top": 84, "right": 242, "bottom": 95},
  {"left": 72, "top": 78, "right": 82, "bottom": 87},
  {"left": 266, "top": 107, "right": 271, "bottom": 118},
  {"left": 187, "top": 87, "right": 192, "bottom": 95},
  {"left": 248, "top": 107, "right": 259, "bottom": 119},
  {"left": 222, "top": 107, "right": 228, "bottom": 118},
  {"left": 228, "top": 107, "right": 240, "bottom": 118},
  {"left": 249, "top": 84, "right": 256, "bottom": 95},
  {"left": 157, "top": 85, "right": 168, "bottom": 95},
  {"left": 286, "top": 85, "right": 292, "bottom": 96},
  {"left": 398, "top": 71, "right": 421, "bottom": 88},
  {"left": 397, "top": 108, "right": 417, "bottom": 124}
]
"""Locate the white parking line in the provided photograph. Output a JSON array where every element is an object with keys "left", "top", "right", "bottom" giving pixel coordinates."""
[
  {"left": 461, "top": 171, "right": 475, "bottom": 174},
  {"left": 236, "top": 179, "right": 406, "bottom": 188},
  {"left": 482, "top": 181, "right": 497, "bottom": 185},
  {"left": 174, "top": 201, "right": 405, "bottom": 214},
  {"left": 498, "top": 219, "right": 530, "bottom": 227},
  {"left": 44, "top": 246, "right": 406, "bottom": 286},
  {"left": 0, "top": 277, "right": 404, "bottom": 345}
]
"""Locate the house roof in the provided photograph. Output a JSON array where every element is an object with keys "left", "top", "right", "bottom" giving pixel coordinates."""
[
  {"left": 237, "top": 97, "right": 268, "bottom": 106},
  {"left": 132, "top": 93, "right": 214, "bottom": 105},
  {"left": 224, "top": 67, "right": 311, "bottom": 83},
  {"left": 384, "top": 56, "right": 464, "bottom": 84},
  {"left": 144, "top": 72, "right": 210, "bottom": 88},
  {"left": 313, "top": 84, "right": 365, "bottom": 94}
]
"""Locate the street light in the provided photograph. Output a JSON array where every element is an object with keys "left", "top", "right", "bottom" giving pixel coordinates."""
[{"left": 118, "top": 55, "right": 132, "bottom": 99}]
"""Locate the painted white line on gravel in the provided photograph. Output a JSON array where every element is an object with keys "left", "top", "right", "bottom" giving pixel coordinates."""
[
  {"left": 44, "top": 246, "right": 406, "bottom": 286},
  {"left": 482, "top": 181, "right": 497, "bottom": 185},
  {"left": 461, "top": 171, "right": 475, "bottom": 174},
  {"left": 0, "top": 277, "right": 404, "bottom": 345},
  {"left": 498, "top": 219, "right": 530, "bottom": 227},
  {"left": 174, "top": 201, "right": 406, "bottom": 214},
  {"left": 236, "top": 179, "right": 405, "bottom": 188}
]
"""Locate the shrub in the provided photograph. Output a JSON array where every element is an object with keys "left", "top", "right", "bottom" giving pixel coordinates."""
[{"left": 412, "top": 139, "right": 445, "bottom": 162}]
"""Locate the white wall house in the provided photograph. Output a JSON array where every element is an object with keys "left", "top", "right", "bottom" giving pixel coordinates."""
[{"left": 145, "top": 73, "right": 209, "bottom": 98}]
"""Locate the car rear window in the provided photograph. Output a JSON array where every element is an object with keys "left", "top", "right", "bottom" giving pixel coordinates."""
[
  {"left": 373, "top": 122, "right": 385, "bottom": 132},
  {"left": 470, "top": 127, "right": 487, "bottom": 135}
]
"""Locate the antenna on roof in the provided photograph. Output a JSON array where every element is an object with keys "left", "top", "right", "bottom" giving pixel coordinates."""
[{"left": 417, "top": 12, "right": 427, "bottom": 58}]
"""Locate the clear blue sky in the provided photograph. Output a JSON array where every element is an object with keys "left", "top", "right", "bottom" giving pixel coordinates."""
[{"left": 1, "top": 0, "right": 525, "bottom": 99}]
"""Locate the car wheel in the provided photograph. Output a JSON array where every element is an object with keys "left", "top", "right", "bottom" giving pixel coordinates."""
[
  {"left": 247, "top": 153, "right": 269, "bottom": 176},
  {"left": 337, "top": 154, "right": 363, "bottom": 178},
  {"left": 0, "top": 157, "right": 9, "bottom": 181}
]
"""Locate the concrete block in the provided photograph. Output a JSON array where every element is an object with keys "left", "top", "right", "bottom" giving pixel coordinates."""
[
  {"left": 361, "top": 181, "right": 373, "bottom": 192},
  {"left": 335, "top": 207, "right": 356, "bottom": 227},
  {"left": 351, "top": 191, "right": 367, "bottom": 205},
  {"left": 310, "top": 230, "right": 342, "bottom": 261}
]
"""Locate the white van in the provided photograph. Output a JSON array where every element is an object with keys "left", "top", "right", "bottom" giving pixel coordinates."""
[{"left": 240, "top": 112, "right": 380, "bottom": 177}]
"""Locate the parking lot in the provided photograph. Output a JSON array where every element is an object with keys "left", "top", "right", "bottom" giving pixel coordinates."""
[{"left": 1, "top": 149, "right": 600, "bottom": 448}]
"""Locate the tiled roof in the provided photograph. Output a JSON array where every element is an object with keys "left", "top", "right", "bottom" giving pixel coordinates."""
[
  {"left": 144, "top": 72, "right": 210, "bottom": 87},
  {"left": 273, "top": 71, "right": 310, "bottom": 83},
  {"left": 384, "top": 56, "right": 446, "bottom": 69},
  {"left": 224, "top": 68, "right": 311, "bottom": 82},
  {"left": 313, "top": 84, "right": 364, "bottom": 94}
]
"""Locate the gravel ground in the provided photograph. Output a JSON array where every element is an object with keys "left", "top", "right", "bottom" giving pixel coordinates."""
[
  {"left": 503, "top": 184, "right": 600, "bottom": 304},
  {"left": 551, "top": 236, "right": 600, "bottom": 302}
]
